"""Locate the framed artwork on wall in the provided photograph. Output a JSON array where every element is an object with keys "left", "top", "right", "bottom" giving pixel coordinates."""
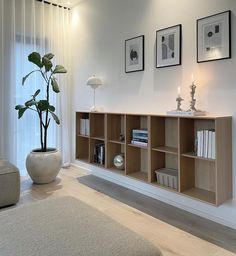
[
  {"left": 156, "top": 24, "right": 182, "bottom": 68},
  {"left": 197, "top": 10, "right": 231, "bottom": 63},
  {"left": 125, "top": 35, "right": 144, "bottom": 73}
]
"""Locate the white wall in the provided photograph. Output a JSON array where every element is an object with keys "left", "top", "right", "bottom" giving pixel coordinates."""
[{"left": 71, "top": 0, "right": 236, "bottom": 227}]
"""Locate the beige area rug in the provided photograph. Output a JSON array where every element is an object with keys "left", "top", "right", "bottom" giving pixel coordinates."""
[{"left": 0, "top": 196, "right": 162, "bottom": 256}]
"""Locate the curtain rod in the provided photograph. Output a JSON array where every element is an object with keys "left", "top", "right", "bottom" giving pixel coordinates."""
[{"left": 35, "top": 0, "right": 70, "bottom": 10}]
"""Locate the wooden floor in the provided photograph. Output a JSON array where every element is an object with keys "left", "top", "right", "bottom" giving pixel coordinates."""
[
  {"left": 3, "top": 166, "right": 236, "bottom": 256},
  {"left": 79, "top": 175, "right": 236, "bottom": 253}
]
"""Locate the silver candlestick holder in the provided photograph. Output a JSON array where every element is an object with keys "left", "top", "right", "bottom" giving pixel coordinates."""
[
  {"left": 186, "top": 81, "right": 206, "bottom": 116},
  {"left": 176, "top": 96, "right": 184, "bottom": 111},
  {"left": 187, "top": 82, "right": 197, "bottom": 112}
]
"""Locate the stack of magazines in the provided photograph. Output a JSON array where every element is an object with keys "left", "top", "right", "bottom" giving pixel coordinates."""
[
  {"left": 131, "top": 129, "right": 148, "bottom": 147},
  {"left": 94, "top": 143, "right": 105, "bottom": 165}
]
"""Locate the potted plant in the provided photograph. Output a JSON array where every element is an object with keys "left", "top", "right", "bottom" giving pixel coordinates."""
[{"left": 15, "top": 52, "right": 67, "bottom": 184}]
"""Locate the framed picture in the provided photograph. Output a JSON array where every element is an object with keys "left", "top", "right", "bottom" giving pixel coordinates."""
[
  {"left": 125, "top": 35, "right": 144, "bottom": 73},
  {"left": 197, "top": 10, "right": 231, "bottom": 63},
  {"left": 156, "top": 24, "right": 181, "bottom": 68}
]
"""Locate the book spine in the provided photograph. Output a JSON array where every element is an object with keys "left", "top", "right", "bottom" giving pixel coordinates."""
[
  {"left": 204, "top": 130, "right": 209, "bottom": 158},
  {"left": 132, "top": 138, "right": 148, "bottom": 143},
  {"left": 197, "top": 131, "right": 201, "bottom": 157},
  {"left": 212, "top": 131, "right": 215, "bottom": 159},
  {"left": 208, "top": 130, "right": 212, "bottom": 159},
  {"left": 85, "top": 119, "right": 90, "bottom": 136},
  {"left": 132, "top": 129, "right": 148, "bottom": 134},
  {"left": 131, "top": 140, "right": 148, "bottom": 147},
  {"left": 199, "top": 130, "right": 204, "bottom": 157}
]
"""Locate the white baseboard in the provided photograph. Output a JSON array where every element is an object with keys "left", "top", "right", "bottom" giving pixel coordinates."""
[{"left": 72, "top": 160, "right": 236, "bottom": 229}]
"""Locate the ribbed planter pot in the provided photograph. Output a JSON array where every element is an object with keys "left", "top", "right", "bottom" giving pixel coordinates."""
[{"left": 26, "top": 148, "right": 61, "bottom": 184}]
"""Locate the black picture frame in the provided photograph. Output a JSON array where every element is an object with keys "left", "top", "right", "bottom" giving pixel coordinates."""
[
  {"left": 125, "top": 35, "right": 144, "bottom": 73},
  {"left": 197, "top": 10, "right": 231, "bottom": 63},
  {"left": 156, "top": 24, "right": 182, "bottom": 68}
]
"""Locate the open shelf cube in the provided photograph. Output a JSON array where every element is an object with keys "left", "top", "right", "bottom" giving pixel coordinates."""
[
  {"left": 90, "top": 113, "right": 105, "bottom": 140},
  {"left": 151, "top": 150, "right": 178, "bottom": 191},
  {"left": 179, "top": 118, "right": 215, "bottom": 158},
  {"left": 126, "top": 114, "right": 148, "bottom": 145},
  {"left": 76, "top": 112, "right": 90, "bottom": 137},
  {"left": 126, "top": 145, "right": 148, "bottom": 182},
  {"left": 90, "top": 138, "right": 105, "bottom": 166},
  {"left": 107, "top": 142, "right": 125, "bottom": 174},
  {"left": 180, "top": 156, "right": 216, "bottom": 204},
  {"left": 76, "top": 136, "right": 89, "bottom": 162},
  {"left": 151, "top": 116, "right": 178, "bottom": 154},
  {"left": 107, "top": 114, "right": 125, "bottom": 143}
]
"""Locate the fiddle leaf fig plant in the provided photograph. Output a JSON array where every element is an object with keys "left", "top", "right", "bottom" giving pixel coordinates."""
[{"left": 15, "top": 52, "right": 67, "bottom": 152}]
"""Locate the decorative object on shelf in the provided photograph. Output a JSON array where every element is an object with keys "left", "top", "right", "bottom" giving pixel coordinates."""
[
  {"left": 131, "top": 129, "right": 148, "bottom": 147},
  {"left": 94, "top": 143, "right": 105, "bottom": 165},
  {"left": 15, "top": 52, "right": 67, "bottom": 184},
  {"left": 119, "top": 133, "right": 125, "bottom": 142},
  {"left": 186, "top": 74, "right": 206, "bottom": 116},
  {"left": 156, "top": 24, "right": 182, "bottom": 68},
  {"left": 176, "top": 86, "right": 184, "bottom": 111},
  {"left": 167, "top": 75, "right": 206, "bottom": 116},
  {"left": 87, "top": 75, "right": 103, "bottom": 112},
  {"left": 80, "top": 114, "right": 90, "bottom": 136},
  {"left": 125, "top": 35, "right": 144, "bottom": 73},
  {"left": 155, "top": 168, "right": 178, "bottom": 190},
  {"left": 113, "top": 153, "right": 125, "bottom": 170},
  {"left": 197, "top": 10, "right": 231, "bottom": 63},
  {"left": 167, "top": 86, "right": 185, "bottom": 115}
]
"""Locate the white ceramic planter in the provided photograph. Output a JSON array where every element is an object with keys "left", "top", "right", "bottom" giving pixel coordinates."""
[{"left": 26, "top": 148, "right": 61, "bottom": 184}]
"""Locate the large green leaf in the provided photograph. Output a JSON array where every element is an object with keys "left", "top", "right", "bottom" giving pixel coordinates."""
[
  {"left": 18, "top": 107, "right": 28, "bottom": 119},
  {"left": 53, "top": 65, "right": 67, "bottom": 74},
  {"left": 42, "top": 56, "right": 53, "bottom": 72},
  {"left": 49, "top": 111, "right": 60, "bottom": 125},
  {"left": 33, "top": 89, "right": 40, "bottom": 98},
  {"left": 48, "top": 105, "right": 55, "bottom": 112},
  {"left": 44, "top": 53, "right": 54, "bottom": 60},
  {"left": 28, "top": 52, "right": 43, "bottom": 68},
  {"left": 38, "top": 100, "right": 49, "bottom": 111},
  {"left": 22, "top": 70, "right": 39, "bottom": 85},
  {"left": 15, "top": 105, "right": 25, "bottom": 110},
  {"left": 51, "top": 78, "right": 60, "bottom": 93}
]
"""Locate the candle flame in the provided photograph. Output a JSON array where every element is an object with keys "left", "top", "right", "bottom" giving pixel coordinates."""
[{"left": 191, "top": 74, "right": 194, "bottom": 83}]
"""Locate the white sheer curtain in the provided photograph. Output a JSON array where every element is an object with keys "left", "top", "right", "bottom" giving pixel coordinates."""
[{"left": 0, "top": 0, "right": 71, "bottom": 175}]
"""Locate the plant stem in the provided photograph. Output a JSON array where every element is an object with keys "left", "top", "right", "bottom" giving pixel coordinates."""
[
  {"left": 39, "top": 111, "right": 44, "bottom": 150},
  {"left": 44, "top": 76, "right": 50, "bottom": 152}
]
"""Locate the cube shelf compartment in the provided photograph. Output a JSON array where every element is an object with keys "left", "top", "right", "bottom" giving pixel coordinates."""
[{"left": 76, "top": 112, "right": 232, "bottom": 206}]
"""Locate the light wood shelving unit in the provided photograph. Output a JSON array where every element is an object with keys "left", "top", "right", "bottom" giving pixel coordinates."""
[{"left": 76, "top": 112, "right": 232, "bottom": 206}]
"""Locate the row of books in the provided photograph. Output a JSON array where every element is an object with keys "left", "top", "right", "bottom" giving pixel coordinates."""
[
  {"left": 80, "top": 118, "right": 90, "bottom": 136},
  {"left": 155, "top": 168, "right": 178, "bottom": 190},
  {"left": 197, "top": 129, "right": 215, "bottom": 159},
  {"left": 94, "top": 143, "right": 105, "bottom": 165},
  {"left": 131, "top": 129, "right": 148, "bottom": 147}
]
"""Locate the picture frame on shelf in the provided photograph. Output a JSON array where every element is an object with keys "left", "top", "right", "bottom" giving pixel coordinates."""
[
  {"left": 156, "top": 24, "right": 182, "bottom": 68},
  {"left": 125, "top": 35, "right": 144, "bottom": 73},
  {"left": 197, "top": 10, "right": 231, "bottom": 63}
]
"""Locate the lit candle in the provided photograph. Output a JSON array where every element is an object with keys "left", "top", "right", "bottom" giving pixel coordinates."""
[
  {"left": 191, "top": 73, "right": 194, "bottom": 84},
  {"left": 178, "top": 86, "right": 180, "bottom": 97}
]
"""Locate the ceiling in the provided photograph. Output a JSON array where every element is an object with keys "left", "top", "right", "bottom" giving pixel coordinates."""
[{"left": 52, "top": 0, "right": 85, "bottom": 8}]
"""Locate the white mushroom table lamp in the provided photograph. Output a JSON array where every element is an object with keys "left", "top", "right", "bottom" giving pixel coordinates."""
[{"left": 86, "top": 75, "right": 103, "bottom": 112}]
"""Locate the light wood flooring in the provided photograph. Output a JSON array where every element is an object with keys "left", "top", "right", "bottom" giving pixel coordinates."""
[{"left": 3, "top": 166, "right": 236, "bottom": 256}]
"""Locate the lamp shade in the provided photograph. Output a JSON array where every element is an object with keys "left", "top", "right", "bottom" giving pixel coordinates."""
[{"left": 86, "top": 75, "right": 103, "bottom": 89}]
